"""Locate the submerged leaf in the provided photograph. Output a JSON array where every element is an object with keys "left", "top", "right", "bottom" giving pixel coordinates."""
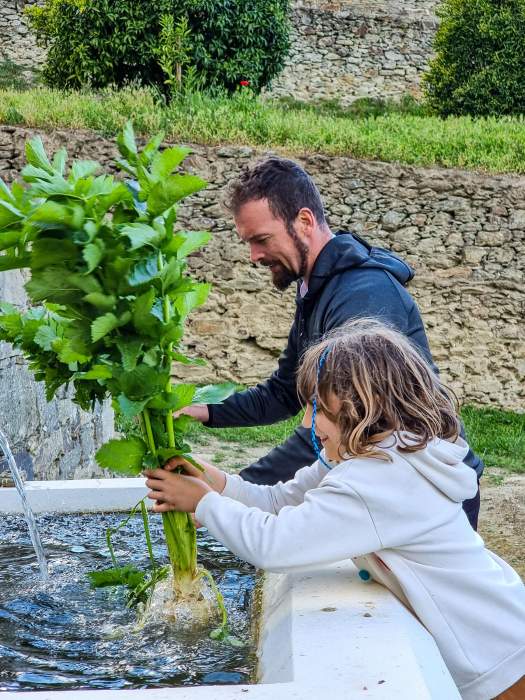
[{"left": 88, "top": 565, "right": 145, "bottom": 590}]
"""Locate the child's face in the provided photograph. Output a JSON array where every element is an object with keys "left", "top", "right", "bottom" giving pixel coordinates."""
[{"left": 302, "top": 394, "right": 343, "bottom": 462}]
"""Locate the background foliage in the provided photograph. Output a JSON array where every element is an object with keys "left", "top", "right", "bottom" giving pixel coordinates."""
[
  {"left": 423, "top": 0, "right": 525, "bottom": 116},
  {"left": 26, "top": 0, "right": 290, "bottom": 94}
]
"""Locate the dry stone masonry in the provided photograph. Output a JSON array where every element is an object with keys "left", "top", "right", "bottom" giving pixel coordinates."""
[
  {"left": 1, "top": 0, "right": 440, "bottom": 102},
  {"left": 268, "top": 0, "right": 440, "bottom": 104},
  {"left": 1, "top": 126, "right": 523, "bottom": 422},
  {"left": 0, "top": 268, "right": 114, "bottom": 481},
  {"left": 0, "top": 0, "right": 46, "bottom": 81}
]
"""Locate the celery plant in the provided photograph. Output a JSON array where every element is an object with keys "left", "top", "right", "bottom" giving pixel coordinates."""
[{"left": 0, "top": 123, "right": 234, "bottom": 624}]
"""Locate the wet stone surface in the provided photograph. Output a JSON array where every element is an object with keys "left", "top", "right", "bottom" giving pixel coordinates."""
[{"left": 0, "top": 513, "right": 256, "bottom": 691}]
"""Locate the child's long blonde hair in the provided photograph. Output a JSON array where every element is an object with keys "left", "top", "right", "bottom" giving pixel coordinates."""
[{"left": 297, "top": 318, "right": 460, "bottom": 461}]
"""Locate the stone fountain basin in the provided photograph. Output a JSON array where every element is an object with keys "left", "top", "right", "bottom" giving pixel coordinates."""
[{"left": 0, "top": 478, "right": 460, "bottom": 700}]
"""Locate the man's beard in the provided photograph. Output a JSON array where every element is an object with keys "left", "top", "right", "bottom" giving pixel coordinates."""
[{"left": 265, "top": 228, "right": 309, "bottom": 291}]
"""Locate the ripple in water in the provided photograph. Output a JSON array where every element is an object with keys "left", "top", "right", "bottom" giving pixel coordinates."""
[{"left": 0, "top": 513, "right": 256, "bottom": 691}]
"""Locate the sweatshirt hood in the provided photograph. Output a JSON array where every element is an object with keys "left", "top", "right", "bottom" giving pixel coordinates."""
[
  {"left": 304, "top": 231, "right": 414, "bottom": 299},
  {"left": 392, "top": 435, "right": 477, "bottom": 503}
]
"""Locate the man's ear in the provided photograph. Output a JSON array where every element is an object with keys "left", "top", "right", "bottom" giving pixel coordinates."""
[{"left": 295, "top": 208, "right": 316, "bottom": 239}]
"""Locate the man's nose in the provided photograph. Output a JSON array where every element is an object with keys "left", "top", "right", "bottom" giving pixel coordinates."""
[{"left": 249, "top": 244, "right": 264, "bottom": 264}]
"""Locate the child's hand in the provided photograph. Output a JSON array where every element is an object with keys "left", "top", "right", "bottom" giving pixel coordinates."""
[
  {"left": 163, "top": 456, "right": 205, "bottom": 479},
  {"left": 162, "top": 456, "right": 227, "bottom": 493},
  {"left": 145, "top": 469, "right": 212, "bottom": 513}
]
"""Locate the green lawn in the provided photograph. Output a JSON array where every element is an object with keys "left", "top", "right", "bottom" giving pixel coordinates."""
[
  {"left": 188, "top": 405, "right": 525, "bottom": 474},
  {"left": 1, "top": 86, "right": 525, "bottom": 173}
]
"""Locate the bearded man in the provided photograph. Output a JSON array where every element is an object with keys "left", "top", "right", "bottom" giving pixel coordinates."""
[{"left": 183, "top": 157, "right": 483, "bottom": 528}]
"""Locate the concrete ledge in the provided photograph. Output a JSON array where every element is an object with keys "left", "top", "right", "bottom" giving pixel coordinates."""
[{"left": 0, "top": 479, "right": 460, "bottom": 699}]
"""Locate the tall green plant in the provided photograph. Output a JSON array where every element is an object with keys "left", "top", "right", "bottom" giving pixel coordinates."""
[{"left": 0, "top": 123, "right": 234, "bottom": 620}]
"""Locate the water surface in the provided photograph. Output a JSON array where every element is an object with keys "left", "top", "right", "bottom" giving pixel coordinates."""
[{"left": 0, "top": 513, "right": 256, "bottom": 691}]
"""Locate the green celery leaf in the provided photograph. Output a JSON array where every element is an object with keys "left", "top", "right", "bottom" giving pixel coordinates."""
[
  {"left": 95, "top": 436, "right": 147, "bottom": 475},
  {"left": 118, "top": 365, "right": 169, "bottom": 401},
  {"left": 31, "top": 239, "right": 78, "bottom": 271},
  {"left": 0, "top": 254, "right": 30, "bottom": 272},
  {"left": 25, "top": 137, "right": 54, "bottom": 174},
  {"left": 140, "top": 132, "right": 164, "bottom": 165},
  {"left": 53, "top": 337, "right": 91, "bottom": 364},
  {"left": 132, "top": 288, "right": 160, "bottom": 337},
  {"left": 146, "top": 384, "right": 195, "bottom": 411},
  {"left": 83, "top": 292, "right": 116, "bottom": 311},
  {"left": 33, "top": 324, "right": 59, "bottom": 351},
  {"left": 147, "top": 175, "right": 206, "bottom": 217},
  {"left": 172, "top": 283, "right": 210, "bottom": 317},
  {"left": 165, "top": 230, "right": 211, "bottom": 259},
  {"left": 52, "top": 148, "right": 67, "bottom": 176},
  {"left": 0, "top": 230, "right": 21, "bottom": 251},
  {"left": 83, "top": 241, "right": 105, "bottom": 273},
  {"left": 193, "top": 383, "right": 237, "bottom": 405},
  {"left": 0, "top": 200, "right": 23, "bottom": 230},
  {"left": 151, "top": 146, "right": 191, "bottom": 179},
  {"left": 91, "top": 313, "right": 120, "bottom": 342},
  {"left": 88, "top": 566, "right": 145, "bottom": 589},
  {"left": 74, "top": 365, "right": 112, "bottom": 381},
  {"left": 127, "top": 254, "right": 159, "bottom": 287},
  {"left": 172, "top": 352, "right": 206, "bottom": 366},
  {"left": 120, "top": 222, "right": 163, "bottom": 250},
  {"left": 116, "top": 338, "right": 143, "bottom": 371},
  {"left": 71, "top": 160, "right": 100, "bottom": 180},
  {"left": 116, "top": 121, "right": 138, "bottom": 158},
  {"left": 117, "top": 393, "right": 149, "bottom": 419},
  {"left": 159, "top": 258, "right": 183, "bottom": 293}
]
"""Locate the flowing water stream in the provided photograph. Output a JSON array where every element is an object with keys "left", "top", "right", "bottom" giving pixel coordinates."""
[{"left": 0, "top": 429, "right": 48, "bottom": 580}]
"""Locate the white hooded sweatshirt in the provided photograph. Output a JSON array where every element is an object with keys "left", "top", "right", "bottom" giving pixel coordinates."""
[{"left": 195, "top": 436, "right": 525, "bottom": 700}]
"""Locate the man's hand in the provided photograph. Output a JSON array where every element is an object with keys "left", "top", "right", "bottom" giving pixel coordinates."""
[
  {"left": 145, "top": 469, "right": 212, "bottom": 513},
  {"left": 175, "top": 405, "right": 209, "bottom": 423}
]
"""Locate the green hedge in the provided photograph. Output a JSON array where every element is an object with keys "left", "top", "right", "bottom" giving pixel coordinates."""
[
  {"left": 423, "top": 0, "right": 525, "bottom": 116},
  {"left": 27, "top": 0, "right": 290, "bottom": 94}
]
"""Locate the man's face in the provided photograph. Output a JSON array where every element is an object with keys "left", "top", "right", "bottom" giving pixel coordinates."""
[{"left": 234, "top": 199, "right": 309, "bottom": 291}]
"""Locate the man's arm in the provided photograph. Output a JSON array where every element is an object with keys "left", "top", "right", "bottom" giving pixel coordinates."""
[{"left": 205, "top": 319, "right": 302, "bottom": 429}]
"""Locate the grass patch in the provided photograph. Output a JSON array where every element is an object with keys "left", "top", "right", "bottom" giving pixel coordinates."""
[
  {"left": 462, "top": 406, "right": 525, "bottom": 474},
  {"left": 1, "top": 86, "right": 525, "bottom": 172},
  {"left": 188, "top": 405, "right": 524, "bottom": 473}
]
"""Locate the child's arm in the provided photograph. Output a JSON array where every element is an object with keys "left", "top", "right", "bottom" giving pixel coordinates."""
[
  {"left": 147, "top": 455, "right": 334, "bottom": 515},
  {"left": 146, "top": 469, "right": 382, "bottom": 571},
  {"left": 197, "top": 476, "right": 382, "bottom": 572}
]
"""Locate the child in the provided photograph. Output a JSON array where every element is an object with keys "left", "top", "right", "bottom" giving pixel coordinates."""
[{"left": 145, "top": 319, "right": 525, "bottom": 700}]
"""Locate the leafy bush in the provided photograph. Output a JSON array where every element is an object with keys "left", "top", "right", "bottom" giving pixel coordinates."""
[
  {"left": 423, "top": 0, "right": 525, "bottom": 117},
  {"left": 26, "top": 0, "right": 290, "bottom": 94}
]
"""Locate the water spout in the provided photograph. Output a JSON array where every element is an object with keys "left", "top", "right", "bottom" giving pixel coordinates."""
[{"left": 0, "top": 429, "right": 48, "bottom": 581}]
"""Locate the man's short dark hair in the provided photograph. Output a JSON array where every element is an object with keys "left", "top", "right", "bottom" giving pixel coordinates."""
[{"left": 225, "top": 157, "right": 327, "bottom": 233}]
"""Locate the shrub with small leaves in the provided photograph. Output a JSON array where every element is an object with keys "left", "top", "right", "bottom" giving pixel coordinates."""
[
  {"left": 423, "top": 0, "right": 525, "bottom": 117},
  {"left": 26, "top": 0, "right": 290, "bottom": 94}
]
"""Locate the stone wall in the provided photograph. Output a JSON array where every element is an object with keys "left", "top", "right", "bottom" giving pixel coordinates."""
[
  {"left": 0, "top": 125, "right": 524, "bottom": 414},
  {"left": 0, "top": 0, "right": 440, "bottom": 103},
  {"left": 268, "top": 0, "right": 440, "bottom": 104},
  {"left": 0, "top": 268, "right": 114, "bottom": 481},
  {"left": 0, "top": 0, "right": 45, "bottom": 81}
]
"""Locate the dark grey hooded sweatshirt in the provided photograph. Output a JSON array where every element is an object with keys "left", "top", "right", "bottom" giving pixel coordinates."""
[{"left": 206, "top": 233, "right": 483, "bottom": 525}]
